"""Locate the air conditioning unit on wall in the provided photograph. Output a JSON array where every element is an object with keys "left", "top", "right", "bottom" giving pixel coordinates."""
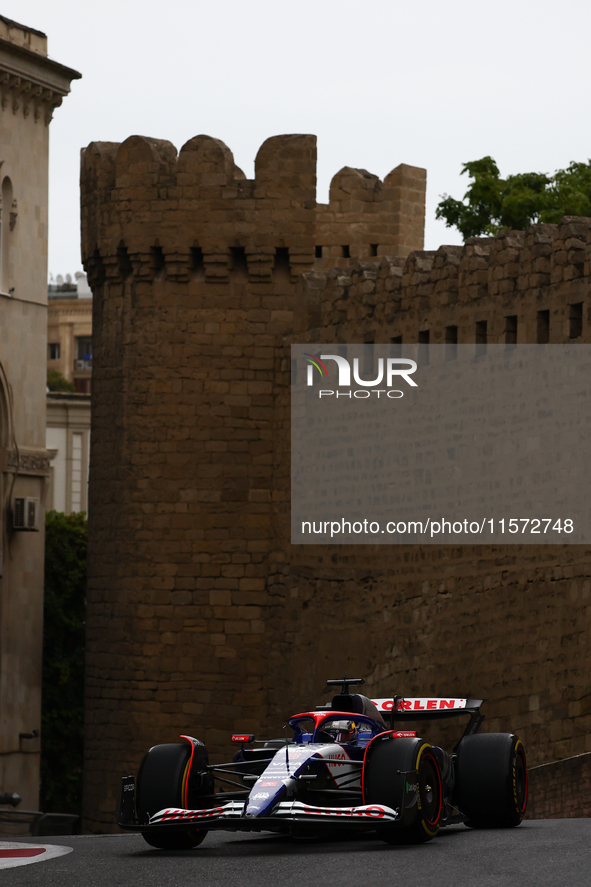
[{"left": 12, "top": 497, "right": 39, "bottom": 531}]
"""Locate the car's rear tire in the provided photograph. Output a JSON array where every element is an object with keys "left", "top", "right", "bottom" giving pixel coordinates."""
[
  {"left": 136, "top": 742, "right": 208, "bottom": 850},
  {"left": 455, "top": 733, "right": 527, "bottom": 828},
  {"left": 364, "top": 736, "right": 442, "bottom": 843}
]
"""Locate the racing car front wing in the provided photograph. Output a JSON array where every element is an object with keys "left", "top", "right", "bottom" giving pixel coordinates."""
[
  {"left": 118, "top": 776, "right": 399, "bottom": 832},
  {"left": 149, "top": 800, "right": 400, "bottom": 826}
]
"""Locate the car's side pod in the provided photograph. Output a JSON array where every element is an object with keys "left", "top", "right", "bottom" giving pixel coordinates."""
[{"left": 362, "top": 732, "right": 443, "bottom": 844}]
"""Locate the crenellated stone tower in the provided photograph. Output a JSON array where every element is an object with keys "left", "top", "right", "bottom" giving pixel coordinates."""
[{"left": 80, "top": 133, "right": 426, "bottom": 829}]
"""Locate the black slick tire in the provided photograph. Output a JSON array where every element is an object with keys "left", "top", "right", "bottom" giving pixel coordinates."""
[
  {"left": 136, "top": 742, "right": 207, "bottom": 850},
  {"left": 455, "top": 733, "right": 527, "bottom": 828},
  {"left": 364, "top": 736, "right": 442, "bottom": 844}
]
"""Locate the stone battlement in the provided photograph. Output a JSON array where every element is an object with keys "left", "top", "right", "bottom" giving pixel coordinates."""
[
  {"left": 80, "top": 134, "right": 425, "bottom": 284},
  {"left": 296, "top": 216, "right": 591, "bottom": 344}
]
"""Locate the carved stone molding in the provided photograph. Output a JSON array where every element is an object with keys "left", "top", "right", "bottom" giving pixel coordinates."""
[
  {"left": 0, "top": 70, "right": 65, "bottom": 124},
  {"left": 0, "top": 39, "right": 80, "bottom": 126},
  {"left": 6, "top": 448, "right": 51, "bottom": 476}
]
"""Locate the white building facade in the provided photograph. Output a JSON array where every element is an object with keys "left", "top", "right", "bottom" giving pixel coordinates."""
[
  {"left": 0, "top": 16, "right": 79, "bottom": 809},
  {"left": 46, "top": 394, "right": 90, "bottom": 514}
]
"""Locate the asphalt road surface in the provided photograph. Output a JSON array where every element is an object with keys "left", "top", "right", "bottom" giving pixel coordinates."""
[{"left": 2, "top": 820, "right": 589, "bottom": 887}]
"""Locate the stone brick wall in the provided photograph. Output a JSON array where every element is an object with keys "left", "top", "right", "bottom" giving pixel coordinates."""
[
  {"left": 527, "top": 753, "right": 591, "bottom": 818},
  {"left": 81, "top": 129, "right": 591, "bottom": 830},
  {"left": 276, "top": 216, "right": 591, "bottom": 767},
  {"left": 294, "top": 217, "right": 591, "bottom": 344}
]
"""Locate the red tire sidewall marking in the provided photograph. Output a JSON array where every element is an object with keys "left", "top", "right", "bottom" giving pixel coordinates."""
[
  {"left": 513, "top": 741, "right": 527, "bottom": 815},
  {"left": 417, "top": 746, "right": 442, "bottom": 828}
]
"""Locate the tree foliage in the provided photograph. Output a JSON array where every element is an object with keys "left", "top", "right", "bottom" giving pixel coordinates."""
[
  {"left": 40, "top": 511, "right": 87, "bottom": 818},
  {"left": 436, "top": 157, "right": 591, "bottom": 239},
  {"left": 47, "top": 370, "right": 75, "bottom": 393}
]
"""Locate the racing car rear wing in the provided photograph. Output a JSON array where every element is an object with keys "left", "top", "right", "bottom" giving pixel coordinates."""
[
  {"left": 371, "top": 697, "right": 481, "bottom": 716},
  {"left": 371, "top": 696, "right": 484, "bottom": 736},
  {"left": 318, "top": 681, "right": 484, "bottom": 738}
]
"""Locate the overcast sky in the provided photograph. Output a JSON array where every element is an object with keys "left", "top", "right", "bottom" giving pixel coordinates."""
[{"left": 7, "top": 0, "right": 591, "bottom": 277}]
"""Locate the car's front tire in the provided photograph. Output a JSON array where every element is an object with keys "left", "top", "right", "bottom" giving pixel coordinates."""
[
  {"left": 364, "top": 735, "right": 442, "bottom": 843},
  {"left": 136, "top": 742, "right": 208, "bottom": 850},
  {"left": 454, "top": 733, "right": 527, "bottom": 828}
]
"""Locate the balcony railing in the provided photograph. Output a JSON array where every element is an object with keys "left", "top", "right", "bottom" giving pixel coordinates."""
[{"left": 74, "top": 359, "right": 92, "bottom": 371}]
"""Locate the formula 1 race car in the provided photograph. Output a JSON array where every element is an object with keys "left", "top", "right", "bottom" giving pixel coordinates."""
[{"left": 117, "top": 677, "right": 528, "bottom": 849}]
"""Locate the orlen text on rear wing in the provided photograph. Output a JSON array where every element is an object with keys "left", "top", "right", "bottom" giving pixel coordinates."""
[{"left": 372, "top": 697, "right": 484, "bottom": 736}]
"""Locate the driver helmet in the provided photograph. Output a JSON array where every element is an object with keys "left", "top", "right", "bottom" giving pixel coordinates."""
[
  {"left": 339, "top": 720, "right": 358, "bottom": 742},
  {"left": 323, "top": 719, "right": 358, "bottom": 742}
]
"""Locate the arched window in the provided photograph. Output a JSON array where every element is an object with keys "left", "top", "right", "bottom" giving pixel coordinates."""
[{"left": 1, "top": 176, "right": 13, "bottom": 293}]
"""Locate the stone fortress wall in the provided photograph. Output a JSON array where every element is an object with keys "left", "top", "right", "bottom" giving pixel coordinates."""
[
  {"left": 296, "top": 217, "right": 590, "bottom": 343},
  {"left": 282, "top": 215, "right": 591, "bottom": 813},
  {"left": 80, "top": 131, "right": 591, "bottom": 829}
]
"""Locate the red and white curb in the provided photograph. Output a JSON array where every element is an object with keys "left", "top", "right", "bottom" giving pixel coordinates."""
[{"left": 0, "top": 842, "right": 72, "bottom": 869}]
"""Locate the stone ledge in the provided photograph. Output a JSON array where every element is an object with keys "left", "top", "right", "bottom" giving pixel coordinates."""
[{"left": 527, "top": 751, "right": 591, "bottom": 818}]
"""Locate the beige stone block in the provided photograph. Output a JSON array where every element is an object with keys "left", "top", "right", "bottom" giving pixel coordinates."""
[
  {"left": 215, "top": 647, "right": 237, "bottom": 658},
  {"left": 210, "top": 589, "right": 232, "bottom": 606}
]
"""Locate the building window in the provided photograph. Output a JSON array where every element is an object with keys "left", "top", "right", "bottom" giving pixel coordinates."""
[
  {"left": 190, "top": 246, "right": 204, "bottom": 275},
  {"left": 230, "top": 246, "right": 247, "bottom": 274},
  {"left": 116, "top": 242, "right": 133, "bottom": 280},
  {"left": 418, "top": 329, "right": 429, "bottom": 365},
  {"left": 1, "top": 176, "right": 13, "bottom": 294},
  {"left": 48, "top": 342, "right": 60, "bottom": 360},
  {"left": 537, "top": 310, "right": 550, "bottom": 344},
  {"left": 74, "top": 378, "right": 91, "bottom": 394},
  {"left": 370, "top": 244, "right": 378, "bottom": 257},
  {"left": 274, "top": 247, "right": 290, "bottom": 276},
  {"left": 71, "top": 432, "right": 83, "bottom": 512},
  {"left": 341, "top": 245, "right": 350, "bottom": 258},
  {"left": 315, "top": 245, "right": 323, "bottom": 259},
  {"left": 390, "top": 335, "right": 402, "bottom": 358},
  {"left": 150, "top": 244, "right": 165, "bottom": 278},
  {"left": 475, "top": 320, "right": 487, "bottom": 357},
  {"left": 75, "top": 336, "right": 92, "bottom": 370},
  {"left": 505, "top": 315, "right": 517, "bottom": 347},
  {"left": 569, "top": 303, "right": 583, "bottom": 339},
  {"left": 445, "top": 325, "right": 457, "bottom": 359}
]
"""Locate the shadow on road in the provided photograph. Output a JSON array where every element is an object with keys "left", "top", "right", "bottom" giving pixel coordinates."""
[{"left": 124, "top": 825, "right": 474, "bottom": 859}]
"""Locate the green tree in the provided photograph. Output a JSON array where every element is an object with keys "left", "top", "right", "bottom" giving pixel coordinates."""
[
  {"left": 40, "top": 511, "right": 87, "bottom": 818},
  {"left": 436, "top": 157, "right": 591, "bottom": 239},
  {"left": 47, "top": 370, "right": 75, "bottom": 393}
]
